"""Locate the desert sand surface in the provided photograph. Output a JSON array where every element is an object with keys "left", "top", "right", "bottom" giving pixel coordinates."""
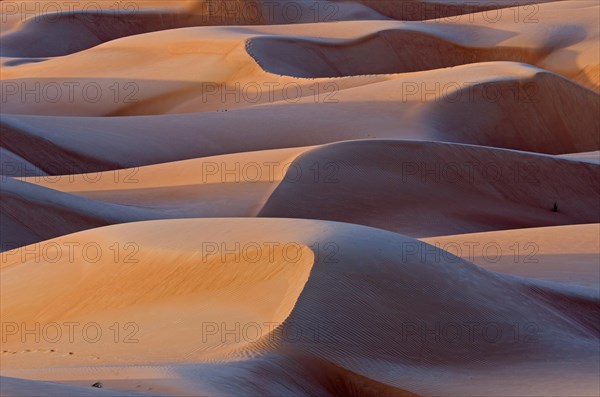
[
  {"left": 423, "top": 224, "right": 600, "bottom": 288},
  {"left": 1, "top": 1, "right": 599, "bottom": 396}
]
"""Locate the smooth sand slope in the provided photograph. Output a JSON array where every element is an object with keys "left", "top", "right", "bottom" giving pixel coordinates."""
[
  {"left": 1, "top": 1, "right": 598, "bottom": 396},
  {"left": 0, "top": 0, "right": 388, "bottom": 58},
  {"left": 249, "top": 1, "right": 599, "bottom": 89},
  {"left": 1, "top": 146, "right": 306, "bottom": 249},
  {"left": 350, "top": 0, "right": 566, "bottom": 21},
  {"left": 2, "top": 139, "right": 598, "bottom": 249},
  {"left": 1, "top": 0, "right": 565, "bottom": 58},
  {"left": 1, "top": 2, "right": 598, "bottom": 116},
  {"left": 2, "top": 62, "right": 598, "bottom": 176},
  {"left": 422, "top": 224, "right": 600, "bottom": 288},
  {"left": 258, "top": 139, "right": 600, "bottom": 236},
  {"left": 1, "top": 219, "right": 598, "bottom": 396},
  {"left": 560, "top": 150, "right": 600, "bottom": 164}
]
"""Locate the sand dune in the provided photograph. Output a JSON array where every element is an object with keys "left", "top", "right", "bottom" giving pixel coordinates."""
[
  {"left": 1, "top": 177, "right": 143, "bottom": 250},
  {"left": 1, "top": 219, "right": 317, "bottom": 365},
  {"left": 351, "top": 0, "right": 565, "bottom": 21},
  {"left": 1, "top": 0, "right": 563, "bottom": 58},
  {"left": 422, "top": 224, "right": 600, "bottom": 288},
  {"left": 0, "top": 147, "right": 46, "bottom": 177},
  {"left": 249, "top": 1, "right": 599, "bottom": 90},
  {"left": 1, "top": 0, "right": 598, "bottom": 395},
  {"left": 248, "top": 29, "right": 539, "bottom": 78},
  {"left": 1, "top": 146, "right": 306, "bottom": 249},
  {"left": 2, "top": 219, "right": 598, "bottom": 396},
  {"left": 0, "top": 1, "right": 186, "bottom": 33},
  {"left": 2, "top": 63, "right": 598, "bottom": 178},
  {"left": 559, "top": 150, "right": 600, "bottom": 164},
  {"left": 3, "top": 139, "right": 597, "bottom": 248},
  {"left": 1, "top": 1, "right": 598, "bottom": 116},
  {"left": 0, "top": 1, "right": 387, "bottom": 58},
  {"left": 259, "top": 139, "right": 600, "bottom": 236}
]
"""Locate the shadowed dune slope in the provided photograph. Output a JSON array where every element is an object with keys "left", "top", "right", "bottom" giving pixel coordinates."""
[
  {"left": 0, "top": 177, "right": 144, "bottom": 250},
  {"left": 347, "top": 0, "right": 565, "bottom": 21},
  {"left": 0, "top": 147, "right": 305, "bottom": 249},
  {"left": 1, "top": 63, "right": 598, "bottom": 176},
  {"left": 258, "top": 140, "right": 600, "bottom": 237},
  {"left": 422, "top": 224, "right": 600, "bottom": 288},
  {"left": 1, "top": 0, "right": 565, "bottom": 59},
  {"left": 0, "top": 1, "right": 387, "bottom": 58},
  {"left": 246, "top": 1, "right": 599, "bottom": 90},
  {"left": 1, "top": 2, "right": 598, "bottom": 116},
  {"left": 1, "top": 10, "right": 203, "bottom": 58},
  {"left": 2, "top": 138, "right": 598, "bottom": 249},
  {"left": 1, "top": 1, "right": 599, "bottom": 396},
  {"left": 246, "top": 29, "right": 540, "bottom": 78},
  {"left": 1, "top": 219, "right": 598, "bottom": 396},
  {"left": 426, "top": 70, "right": 600, "bottom": 154}
]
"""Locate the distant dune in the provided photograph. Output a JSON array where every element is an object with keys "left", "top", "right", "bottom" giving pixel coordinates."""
[
  {"left": 2, "top": 139, "right": 597, "bottom": 249},
  {"left": 1, "top": 1, "right": 598, "bottom": 396},
  {"left": 258, "top": 140, "right": 600, "bottom": 236},
  {"left": 422, "top": 224, "right": 600, "bottom": 288},
  {"left": 2, "top": 63, "right": 598, "bottom": 177}
]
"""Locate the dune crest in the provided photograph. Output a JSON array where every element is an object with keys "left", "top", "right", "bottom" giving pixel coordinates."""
[
  {"left": 2, "top": 219, "right": 598, "bottom": 396},
  {"left": 1, "top": 0, "right": 598, "bottom": 396},
  {"left": 259, "top": 140, "right": 600, "bottom": 236}
]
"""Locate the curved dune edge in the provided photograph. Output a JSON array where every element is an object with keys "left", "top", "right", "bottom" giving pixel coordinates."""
[
  {"left": 559, "top": 150, "right": 600, "bottom": 165},
  {"left": 422, "top": 224, "right": 600, "bottom": 288},
  {"left": 18, "top": 146, "right": 310, "bottom": 193},
  {"left": 1, "top": 219, "right": 319, "bottom": 365},
  {"left": 1, "top": 0, "right": 565, "bottom": 59},
  {"left": 245, "top": 1, "right": 598, "bottom": 91},
  {"left": 0, "top": 0, "right": 386, "bottom": 58},
  {"left": 245, "top": 29, "right": 539, "bottom": 78},
  {"left": 351, "top": 0, "right": 564, "bottom": 21},
  {"left": 3, "top": 139, "right": 599, "bottom": 250},
  {"left": 1, "top": 1, "right": 598, "bottom": 117},
  {"left": 258, "top": 139, "right": 600, "bottom": 237},
  {"left": 1, "top": 218, "right": 599, "bottom": 396},
  {"left": 0, "top": 146, "right": 311, "bottom": 250},
  {"left": 1, "top": 63, "right": 598, "bottom": 179}
]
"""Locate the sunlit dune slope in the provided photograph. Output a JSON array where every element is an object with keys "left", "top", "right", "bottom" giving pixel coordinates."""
[
  {"left": 3, "top": 139, "right": 598, "bottom": 249},
  {"left": 0, "top": 146, "right": 306, "bottom": 249},
  {"left": 1, "top": 218, "right": 598, "bottom": 396},
  {"left": 2, "top": 62, "right": 598, "bottom": 178},
  {"left": 1, "top": 1, "right": 598, "bottom": 116},
  {"left": 258, "top": 140, "right": 600, "bottom": 237},
  {"left": 422, "top": 224, "right": 600, "bottom": 288}
]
